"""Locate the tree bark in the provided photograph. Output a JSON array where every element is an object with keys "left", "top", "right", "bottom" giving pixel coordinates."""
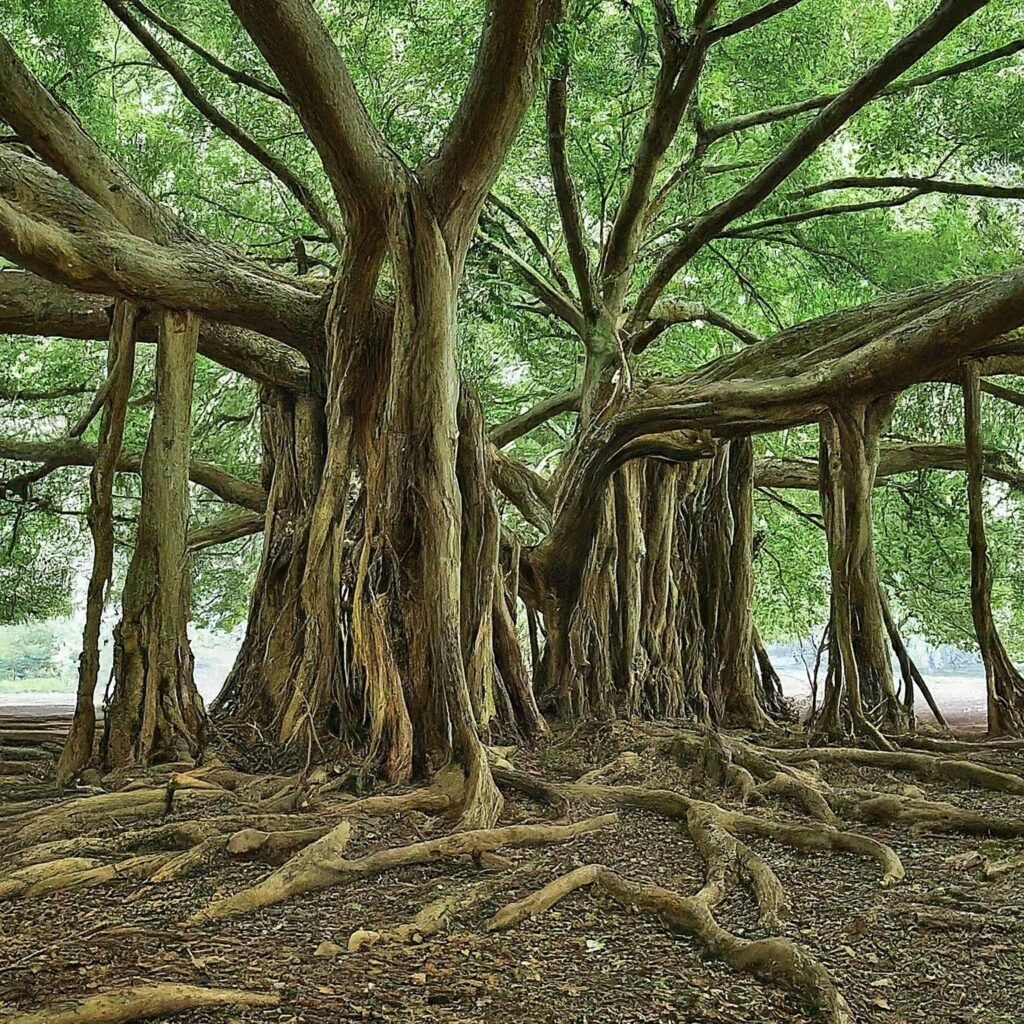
[
  {"left": 963, "top": 361, "right": 1024, "bottom": 736},
  {"left": 56, "top": 302, "right": 138, "bottom": 785},
  {"left": 814, "top": 399, "right": 908, "bottom": 745},
  {"left": 102, "top": 310, "right": 206, "bottom": 767},
  {"left": 535, "top": 441, "right": 772, "bottom": 728}
]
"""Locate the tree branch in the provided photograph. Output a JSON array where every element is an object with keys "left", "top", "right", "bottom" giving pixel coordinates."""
[
  {"left": 188, "top": 510, "right": 265, "bottom": 551},
  {"left": 600, "top": 0, "right": 717, "bottom": 314},
  {"left": 102, "top": 0, "right": 342, "bottom": 244},
  {"left": 707, "top": 0, "right": 806, "bottom": 44},
  {"left": 0, "top": 271, "right": 310, "bottom": 392},
  {"left": 480, "top": 234, "right": 586, "bottom": 336},
  {"left": 487, "top": 194, "right": 574, "bottom": 298},
  {"left": 720, "top": 192, "right": 923, "bottom": 237},
  {"left": 0, "top": 32, "right": 182, "bottom": 242},
  {"left": 489, "top": 388, "right": 582, "bottom": 448},
  {"left": 126, "top": 0, "right": 291, "bottom": 104},
  {"left": 227, "top": 0, "right": 394, "bottom": 227},
  {"left": 631, "top": 0, "right": 990, "bottom": 326},
  {"left": 421, "top": 0, "right": 560, "bottom": 234},
  {"left": 0, "top": 150, "right": 323, "bottom": 350},
  {"left": 755, "top": 442, "right": 1024, "bottom": 491},
  {"left": 546, "top": 63, "right": 596, "bottom": 320},
  {"left": 790, "top": 175, "right": 1024, "bottom": 202},
  {"left": 630, "top": 300, "right": 762, "bottom": 353},
  {"left": 703, "top": 37, "right": 1024, "bottom": 146},
  {"left": 0, "top": 437, "right": 267, "bottom": 511}
]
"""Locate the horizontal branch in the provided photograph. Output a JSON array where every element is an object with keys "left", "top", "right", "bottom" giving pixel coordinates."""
[
  {"left": 790, "top": 176, "right": 1024, "bottom": 202},
  {"left": 0, "top": 437, "right": 267, "bottom": 511},
  {"left": 188, "top": 510, "right": 265, "bottom": 551},
  {"left": 489, "top": 388, "right": 582, "bottom": 448},
  {"left": 0, "top": 271, "right": 311, "bottom": 391},
  {"left": 631, "top": 301, "right": 762, "bottom": 354},
  {"left": 0, "top": 150, "right": 323, "bottom": 349},
  {"left": 755, "top": 443, "right": 1024, "bottom": 490}
]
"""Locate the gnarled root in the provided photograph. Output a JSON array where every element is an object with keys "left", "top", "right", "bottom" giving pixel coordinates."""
[
  {"left": 765, "top": 745, "right": 1024, "bottom": 795},
  {"left": 487, "top": 815, "right": 848, "bottom": 1024},
  {"left": 3, "top": 983, "right": 279, "bottom": 1024},
  {"left": 188, "top": 813, "right": 618, "bottom": 926},
  {"left": 371, "top": 872, "right": 515, "bottom": 946}
]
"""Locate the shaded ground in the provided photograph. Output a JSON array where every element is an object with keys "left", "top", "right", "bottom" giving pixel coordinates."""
[{"left": 2, "top": 716, "right": 1023, "bottom": 1023}]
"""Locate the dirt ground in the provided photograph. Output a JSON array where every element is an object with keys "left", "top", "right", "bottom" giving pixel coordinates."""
[{"left": 2, "top": 716, "right": 1023, "bottom": 1024}]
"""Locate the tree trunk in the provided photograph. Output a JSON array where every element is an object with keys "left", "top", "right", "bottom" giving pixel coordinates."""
[
  {"left": 963, "top": 361, "right": 1024, "bottom": 736},
  {"left": 814, "top": 399, "right": 908, "bottom": 745},
  {"left": 56, "top": 302, "right": 138, "bottom": 785},
  {"left": 212, "top": 386, "right": 326, "bottom": 733},
  {"left": 102, "top": 310, "right": 205, "bottom": 767},
  {"left": 536, "top": 440, "right": 772, "bottom": 728}
]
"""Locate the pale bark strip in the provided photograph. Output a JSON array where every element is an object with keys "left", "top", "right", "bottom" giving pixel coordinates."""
[
  {"left": 188, "top": 813, "right": 618, "bottom": 925},
  {"left": 56, "top": 302, "right": 138, "bottom": 785}
]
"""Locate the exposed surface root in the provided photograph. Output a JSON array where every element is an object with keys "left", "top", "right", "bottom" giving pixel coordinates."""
[
  {"left": 765, "top": 745, "right": 1024, "bottom": 795},
  {"left": 188, "top": 814, "right": 618, "bottom": 925},
  {"left": 3, "top": 983, "right": 279, "bottom": 1024}
]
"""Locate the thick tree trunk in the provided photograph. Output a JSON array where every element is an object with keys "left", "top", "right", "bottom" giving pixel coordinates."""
[
  {"left": 56, "top": 302, "right": 138, "bottom": 785},
  {"left": 212, "top": 386, "right": 326, "bottom": 733},
  {"left": 536, "top": 440, "right": 771, "bottom": 728},
  {"left": 963, "top": 362, "right": 1024, "bottom": 736},
  {"left": 814, "top": 400, "right": 908, "bottom": 745},
  {"left": 102, "top": 311, "right": 206, "bottom": 767}
]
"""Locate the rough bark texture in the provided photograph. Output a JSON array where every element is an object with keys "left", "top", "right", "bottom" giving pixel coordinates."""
[
  {"left": 534, "top": 440, "right": 770, "bottom": 727},
  {"left": 56, "top": 301, "right": 138, "bottom": 785},
  {"left": 102, "top": 310, "right": 206, "bottom": 767},
  {"left": 213, "top": 386, "right": 325, "bottom": 734},
  {"left": 962, "top": 361, "right": 1024, "bottom": 736},
  {"left": 813, "top": 399, "right": 907, "bottom": 744}
]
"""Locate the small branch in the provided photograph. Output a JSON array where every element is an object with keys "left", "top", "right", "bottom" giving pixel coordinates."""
[
  {"left": 126, "top": 0, "right": 291, "bottom": 104},
  {"left": 489, "top": 388, "right": 581, "bottom": 448},
  {"left": 546, "top": 63, "right": 596, "bottom": 320},
  {"left": 708, "top": 0, "right": 807, "bottom": 43},
  {"left": 487, "top": 194, "right": 574, "bottom": 298},
  {"left": 101, "top": 0, "right": 342, "bottom": 244},
  {"left": 704, "top": 37, "right": 1024, "bottom": 145},
  {"left": 790, "top": 175, "right": 1024, "bottom": 202}
]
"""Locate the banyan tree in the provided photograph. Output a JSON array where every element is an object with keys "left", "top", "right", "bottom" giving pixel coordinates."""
[{"left": 6, "top": 2, "right": 1024, "bottom": 1020}]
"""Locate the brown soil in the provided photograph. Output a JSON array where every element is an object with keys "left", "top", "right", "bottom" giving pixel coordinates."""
[{"left": 2, "top": 716, "right": 1023, "bottom": 1024}]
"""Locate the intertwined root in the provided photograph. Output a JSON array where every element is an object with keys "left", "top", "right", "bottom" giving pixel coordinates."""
[{"left": 4, "top": 727, "right": 1022, "bottom": 1024}]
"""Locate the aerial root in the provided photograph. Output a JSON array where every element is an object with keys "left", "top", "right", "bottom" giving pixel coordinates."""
[
  {"left": 187, "top": 813, "right": 618, "bottom": 926},
  {"left": 2, "top": 983, "right": 279, "bottom": 1024}
]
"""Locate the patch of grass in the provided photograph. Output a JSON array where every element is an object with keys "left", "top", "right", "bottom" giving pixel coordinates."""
[{"left": 0, "top": 675, "right": 73, "bottom": 694}]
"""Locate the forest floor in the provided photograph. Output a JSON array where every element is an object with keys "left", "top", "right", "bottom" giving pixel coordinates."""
[{"left": 1, "top": 715, "right": 1023, "bottom": 1024}]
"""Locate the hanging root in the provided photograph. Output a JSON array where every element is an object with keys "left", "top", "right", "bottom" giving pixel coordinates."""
[
  {"left": 187, "top": 813, "right": 618, "bottom": 926},
  {"left": 3, "top": 983, "right": 279, "bottom": 1024}
]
